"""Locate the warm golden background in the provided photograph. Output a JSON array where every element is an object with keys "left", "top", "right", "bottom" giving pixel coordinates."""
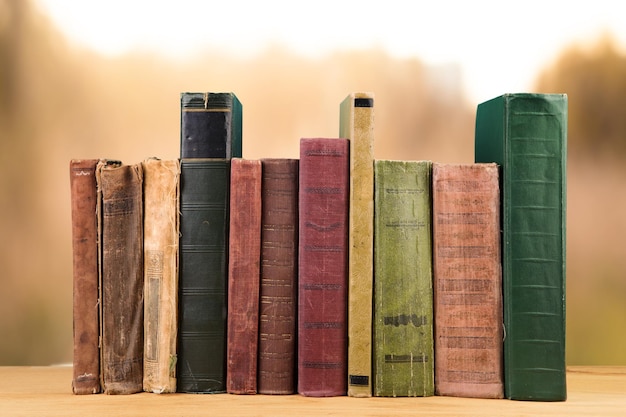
[{"left": 1, "top": 0, "right": 624, "bottom": 366}]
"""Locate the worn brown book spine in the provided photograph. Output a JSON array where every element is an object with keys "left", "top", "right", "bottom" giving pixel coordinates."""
[
  {"left": 97, "top": 161, "right": 144, "bottom": 395},
  {"left": 227, "top": 159, "right": 262, "bottom": 394},
  {"left": 258, "top": 158, "right": 299, "bottom": 395},
  {"left": 70, "top": 159, "right": 102, "bottom": 394},
  {"left": 142, "top": 158, "right": 180, "bottom": 393},
  {"left": 298, "top": 138, "right": 349, "bottom": 397},
  {"left": 432, "top": 163, "right": 504, "bottom": 399}
]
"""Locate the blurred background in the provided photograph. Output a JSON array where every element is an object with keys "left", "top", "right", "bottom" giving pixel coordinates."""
[{"left": 1, "top": 0, "right": 625, "bottom": 366}]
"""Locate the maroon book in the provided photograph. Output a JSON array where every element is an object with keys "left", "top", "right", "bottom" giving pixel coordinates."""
[
  {"left": 70, "top": 159, "right": 101, "bottom": 394},
  {"left": 227, "top": 158, "right": 262, "bottom": 394},
  {"left": 298, "top": 138, "right": 349, "bottom": 397},
  {"left": 258, "top": 159, "right": 299, "bottom": 395}
]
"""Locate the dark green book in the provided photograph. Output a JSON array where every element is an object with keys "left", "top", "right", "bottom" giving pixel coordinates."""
[
  {"left": 373, "top": 160, "right": 434, "bottom": 397},
  {"left": 475, "top": 93, "right": 567, "bottom": 401},
  {"left": 177, "top": 159, "right": 230, "bottom": 393},
  {"left": 180, "top": 92, "right": 242, "bottom": 159}
]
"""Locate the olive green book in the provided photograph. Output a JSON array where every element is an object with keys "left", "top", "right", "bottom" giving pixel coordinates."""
[
  {"left": 340, "top": 92, "right": 374, "bottom": 397},
  {"left": 373, "top": 160, "right": 434, "bottom": 397},
  {"left": 475, "top": 93, "right": 567, "bottom": 401}
]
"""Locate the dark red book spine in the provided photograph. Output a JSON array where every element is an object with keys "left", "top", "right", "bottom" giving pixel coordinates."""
[
  {"left": 258, "top": 159, "right": 299, "bottom": 394},
  {"left": 227, "top": 159, "right": 262, "bottom": 394},
  {"left": 70, "top": 159, "right": 101, "bottom": 394},
  {"left": 297, "top": 138, "right": 349, "bottom": 397}
]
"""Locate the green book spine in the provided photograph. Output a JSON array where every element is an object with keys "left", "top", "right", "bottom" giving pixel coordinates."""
[
  {"left": 177, "top": 159, "right": 230, "bottom": 393},
  {"left": 373, "top": 160, "right": 434, "bottom": 397},
  {"left": 340, "top": 92, "right": 374, "bottom": 397},
  {"left": 475, "top": 93, "right": 567, "bottom": 401},
  {"left": 180, "top": 92, "right": 242, "bottom": 159}
]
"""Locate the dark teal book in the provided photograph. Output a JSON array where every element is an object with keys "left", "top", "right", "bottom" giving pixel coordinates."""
[
  {"left": 177, "top": 159, "right": 230, "bottom": 393},
  {"left": 180, "top": 92, "right": 242, "bottom": 159},
  {"left": 475, "top": 93, "right": 567, "bottom": 401}
]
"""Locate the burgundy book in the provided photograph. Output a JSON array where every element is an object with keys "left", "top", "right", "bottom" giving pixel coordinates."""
[
  {"left": 227, "top": 159, "right": 262, "bottom": 394},
  {"left": 258, "top": 158, "right": 299, "bottom": 395},
  {"left": 70, "top": 159, "right": 101, "bottom": 394},
  {"left": 432, "top": 163, "right": 504, "bottom": 399},
  {"left": 97, "top": 161, "right": 144, "bottom": 395},
  {"left": 298, "top": 138, "right": 349, "bottom": 397}
]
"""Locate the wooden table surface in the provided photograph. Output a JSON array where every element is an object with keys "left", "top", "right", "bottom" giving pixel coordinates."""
[{"left": 0, "top": 366, "right": 624, "bottom": 416}]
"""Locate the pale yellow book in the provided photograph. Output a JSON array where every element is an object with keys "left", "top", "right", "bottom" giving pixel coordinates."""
[{"left": 340, "top": 92, "right": 375, "bottom": 397}]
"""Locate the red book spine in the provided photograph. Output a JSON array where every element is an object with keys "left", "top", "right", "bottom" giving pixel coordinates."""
[
  {"left": 227, "top": 159, "right": 262, "bottom": 394},
  {"left": 297, "top": 138, "right": 349, "bottom": 397}
]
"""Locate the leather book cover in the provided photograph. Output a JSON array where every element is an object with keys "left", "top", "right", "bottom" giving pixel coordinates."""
[
  {"left": 96, "top": 161, "right": 144, "bottom": 395},
  {"left": 339, "top": 92, "right": 375, "bottom": 397},
  {"left": 177, "top": 158, "right": 230, "bottom": 393},
  {"left": 298, "top": 138, "right": 349, "bottom": 397},
  {"left": 258, "top": 158, "right": 299, "bottom": 395},
  {"left": 142, "top": 158, "right": 180, "bottom": 393},
  {"left": 70, "top": 159, "right": 101, "bottom": 394},
  {"left": 227, "top": 159, "right": 262, "bottom": 394},
  {"left": 432, "top": 163, "right": 503, "bottom": 399},
  {"left": 180, "top": 92, "right": 242, "bottom": 159},
  {"left": 475, "top": 93, "right": 567, "bottom": 401},
  {"left": 373, "top": 160, "right": 434, "bottom": 397}
]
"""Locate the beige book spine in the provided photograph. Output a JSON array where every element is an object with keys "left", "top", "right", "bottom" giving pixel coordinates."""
[
  {"left": 142, "top": 158, "right": 180, "bottom": 393},
  {"left": 340, "top": 92, "right": 375, "bottom": 397}
]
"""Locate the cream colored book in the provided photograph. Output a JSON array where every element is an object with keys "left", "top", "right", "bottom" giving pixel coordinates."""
[
  {"left": 340, "top": 92, "right": 375, "bottom": 397},
  {"left": 142, "top": 158, "right": 180, "bottom": 393}
]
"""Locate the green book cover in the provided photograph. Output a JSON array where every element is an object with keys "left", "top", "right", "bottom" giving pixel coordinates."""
[
  {"left": 177, "top": 159, "right": 231, "bottom": 393},
  {"left": 340, "top": 92, "right": 375, "bottom": 397},
  {"left": 373, "top": 160, "right": 434, "bottom": 397},
  {"left": 475, "top": 93, "right": 567, "bottom": 401}
]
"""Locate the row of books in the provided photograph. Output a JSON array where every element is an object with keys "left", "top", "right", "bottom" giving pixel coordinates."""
[{"left": 70, "top": 92, "right": 567, "bottom": 402}]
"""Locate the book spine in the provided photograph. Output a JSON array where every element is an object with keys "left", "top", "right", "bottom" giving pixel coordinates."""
[
  {"left": 70, "top": 159, "right": 102, "bottom": 395},
  {"left": 475, "top": 93, "right": 567, "bottom": 401},
  {"left": 432, "top": 163, "right": 504, "bottom": 399},
  {"left": 297, "top": 138, "right": 349, "bottom": 397},
  {"left": 177, "top": 159, "right": 230, "bottom": 393},
  {"left": 97, "top": 161, "right": 144, "bottom": 395},
  {"left": 340, "top": 92, "right": 375, "bottom": 397},
  {"left": 227, "top": 159, "right": 262, "bottom": 394},
  {"left": 180, "top": 92, "right": 242, "bottom": 159},
  {"left": 142, "top": 158, "right": 180, "bottom": 393},
  {"left": 258, "top": 158, "right": 299, "bottom": 395},
  {"left": 373, "top": 160, "right": 434, "bottom": 397}
]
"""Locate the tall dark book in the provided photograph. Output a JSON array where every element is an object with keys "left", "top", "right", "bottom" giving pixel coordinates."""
[
  {"left": 258, "top": 158, "right": 299, "bottom": 395},
  {"left": 475, "top": 93, "right": 567, "bottom": 401},
  {"left": 142, "top": 158, "right": 180, "bottom": 393},
  {"left": 177, "top": 159, "right": 231, "bottom": 393},
  {"left": 180, "top": 92, "right": 242, "bottom": 159},
  {"left": 297, "top": 138, "right": 349, "bottom": 397},
  {"left": 340, "top": 92, "right": 375, "bottom": 397},
  {"left": 96, "top": 160, "right": 144, "bottom": 395},
  {"left": 227, "top": 158, "right": 262, "bottom": 395},
  {"left": 373, "top": 160, "right": 434, "bottom": 397},
  {"left": 432, "top": 163, "right": 504, "bottom": 399},
  {"left": 70, "top": 159, "right": 101, "bottom": 395}
]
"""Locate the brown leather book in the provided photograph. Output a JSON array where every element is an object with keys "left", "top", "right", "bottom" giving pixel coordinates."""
[
  {"left": 70, "top": 159, "right": 101, "bottom": 394},
  {"left": 432, "top": 163, "right": 504, "bottom": 399},
  {"left": 142, "top": 158, "right": 180, "bottom": 393},
  {"left": 297, "top": 138, "right": 349, "bottom": 397},
  {"left": 96, "top": 161, "right": 144, "bottom": 395},
  {"left": 227, "top": 159, "right": 262, "bottom": 394},
  {"left": 258, "top": 158, "right": 299, "bottom": 395}
]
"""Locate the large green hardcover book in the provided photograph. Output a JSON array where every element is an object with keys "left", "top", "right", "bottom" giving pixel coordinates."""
[
  {"left": 180, "top": 92, "right": 242, "bottom": 159},
  {"left": 177, "top": 159, "right": 230, "bottom": 393},
  {"left": 475, "top": 93, "right": 567, "bottom": 401},
  {"left": 373, "top": 160, "right": 434, "bottom": 397},
  {"left": 340, "top": 92, "right": 375, "bottom": 397}
]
